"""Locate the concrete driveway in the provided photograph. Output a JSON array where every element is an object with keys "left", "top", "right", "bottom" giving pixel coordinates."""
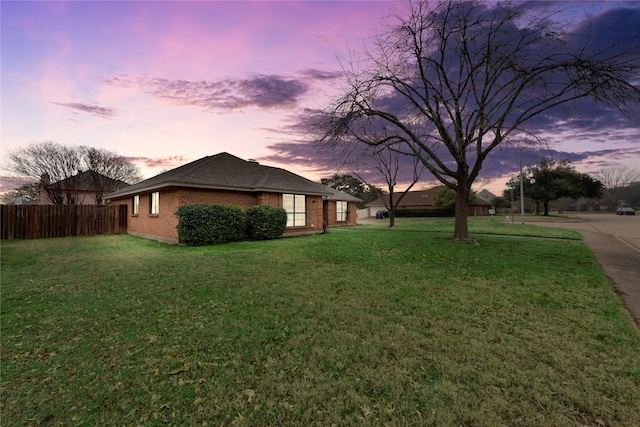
[{"left": 529, "top": 212, "right": 640, "bottom": 329}]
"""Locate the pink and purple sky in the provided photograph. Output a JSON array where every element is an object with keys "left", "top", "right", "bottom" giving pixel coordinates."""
[{"left": 1, "top": 0, "right": 639, "bottom": 196}]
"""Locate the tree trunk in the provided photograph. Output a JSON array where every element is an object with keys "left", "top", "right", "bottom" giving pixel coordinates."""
[
  {"left": 543, "top": 201, "right": 550, "bottom": 216},
  {"left": 388, "top": 187, "right": 395, "bottom": 227},
  {"left": 452, "top": 182, "right": 470, "bottom": 241}
]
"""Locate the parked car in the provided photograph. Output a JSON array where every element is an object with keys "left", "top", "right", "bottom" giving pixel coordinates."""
[
  {"left": 616, "top": 207, "right": 635, "bottom": 215},
  {"left": 375, "top": 210, "right": 389, "bottom": 219}
]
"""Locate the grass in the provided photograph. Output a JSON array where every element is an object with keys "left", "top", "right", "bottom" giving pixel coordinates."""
[
  {"left": 357, "top": 215, "right": 581, "bottom": 238},
  {"left": 2, "top": 218, "right": 639, "bottom": 426}
]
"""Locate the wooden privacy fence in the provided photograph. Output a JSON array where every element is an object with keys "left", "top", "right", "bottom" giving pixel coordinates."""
[{"left": 1, "top": 204, "right": 127, "bottom": 239}]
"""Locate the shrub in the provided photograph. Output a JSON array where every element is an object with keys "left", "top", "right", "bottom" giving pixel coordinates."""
[
  {"left": 246, "top": 205, "right": 287, "bottom": 240},
  {"left": 175, "top": 204, "right": 246, "bottom": 245},
  {"left": 395, "top": 208, "right": 455, "bottom": 217}
]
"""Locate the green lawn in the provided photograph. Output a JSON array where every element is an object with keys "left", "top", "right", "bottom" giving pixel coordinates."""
[{"left": 2, "top": 218, "right": 639, "bottom": 426}]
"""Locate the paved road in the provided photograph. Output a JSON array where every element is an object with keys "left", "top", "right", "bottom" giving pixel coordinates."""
[{"left": 529, "top": 212, "right": 640, "bottom": 329}]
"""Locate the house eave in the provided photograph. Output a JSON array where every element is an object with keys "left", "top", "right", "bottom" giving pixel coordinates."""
[
  {"left": 253, "top": 187, "right": 331, "bottom": 197},
  {"left": 106, "top": 182, "right": 331, "bottom": 200}
]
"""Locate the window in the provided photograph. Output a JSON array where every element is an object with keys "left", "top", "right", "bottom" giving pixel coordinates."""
[
  {"left": 150, "top": 192, "right": 159, "bottom": 214},
  {"left": 336, "top": 201, "right": 347, "bottom": 222},
  {"left": 283, "top": 194, "right": 306, "bottom": 227},
  {"left": 132, "top": 195, "right": 139, "bottom": 215}
]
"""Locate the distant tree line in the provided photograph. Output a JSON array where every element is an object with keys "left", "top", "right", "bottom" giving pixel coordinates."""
[
  {"left": 496, "top": 160, "right": 639, "bottom": 215},
  {"left": 320, "top": 174, "right": 385, "bottom": 209}
]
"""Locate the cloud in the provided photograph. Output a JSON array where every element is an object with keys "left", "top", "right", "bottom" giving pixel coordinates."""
[
  {"left": 123, "top": 155, "right": 189, "bottom": 169},
  {"left": 298, "top": 69, "right": 343, "bottom": 81},
  {"left": 571, "top": 146, "right": 640, "bottom": 170},
  {"left": 0, "top": 176, "right": 36, "bottom": 193},
  {"left": 102, "top": 72, "right": 317, "bottom": 111},
  {"left": 262, "top": 137, "right": 640, "bottom": 190},
  {"left": 261, "top": 140, "right": 340, "bottom": 174},
  {"left": 262, "top": 139, "right": 443, "bottom": 186},
  {"left": 569, "top": 7, "right": 640, "bottom": 57},
  {"left": 261, "top": 3, "right": 640, "bottom": 189},
  {"left": 50, "top": 102, "right": 117, "bottom": 118}
]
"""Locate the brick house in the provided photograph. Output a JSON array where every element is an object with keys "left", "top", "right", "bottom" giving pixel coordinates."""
[
  {"left": 106, "top": 153, "right": 360, "bottom": 243},
  {"left": 365, "top": 186, "right": 491, "bottom": 217},
  {"left": 39, "top": 170, "right": 130, "bottom": 205}
]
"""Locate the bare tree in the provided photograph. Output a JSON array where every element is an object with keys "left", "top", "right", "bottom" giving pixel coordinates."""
[
  {"left": 594, "top": 166, "right": 640, "bottom": 208},
  {"left": 7, "top": 142, "right": 83, "bottom": 204},
  {"left": 352, "top": 146, "right": 424, "bottom": 227},
  {"left": 6, "top": 141, "right": 141, "bottom": 204},
  {"left": 317, "top": 0, "right": 640, "bottom": 240},
  {"left": 81, "top": 146, "right": 142, "bottom": 204}
]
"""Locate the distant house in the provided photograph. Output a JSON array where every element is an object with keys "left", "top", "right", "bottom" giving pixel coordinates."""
[
  {"left": 106, "top": 153, "right": 360, "bottom": 243},
  {"left": 40, "top": 170, "right": 130, "bottom": 205},
  {"left": 365, "top": 186, "right": 491, "bottom": 216},
  {"left": 477, "top": 189, "right": 497, "bottom": 204}
]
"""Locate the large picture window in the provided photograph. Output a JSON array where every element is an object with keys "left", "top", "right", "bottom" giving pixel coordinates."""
[
  {"left": 336, "top": 201, "right": 347, "bottom": 222},
  {"left": 283, "top": 194, "right": 306, "bottom": 227},
  {"left": 150, "top": 192, "right": 159, "bottom": 215},
  {"left": 132, "top": 195, "right": 139, "bottom": 215}
]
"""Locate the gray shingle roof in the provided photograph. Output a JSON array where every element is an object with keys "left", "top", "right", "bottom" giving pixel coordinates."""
[
  {"left": 366, "top": 186, "right": 491, "bottom": 207},
  {"left": 51, "top": 170, "right": 129, "bottom": 192},
  {"left": 106, "top": 152, "right": 332, "bottom": 199},
  {"left": 322, "top": 185, "right": 363, "bottom": 202},
  {"left": 366, "top": 187, "right": 445, "bottom": 207}
]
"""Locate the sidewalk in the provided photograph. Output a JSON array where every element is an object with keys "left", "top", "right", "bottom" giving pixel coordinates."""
[{"left": 578, "top": 229, "right": 640, "bottom": 328}]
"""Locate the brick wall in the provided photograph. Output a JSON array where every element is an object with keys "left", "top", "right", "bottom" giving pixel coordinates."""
[
  {"left": 113, "top": 191, "right": 180, "bottom": 242},
  {"left": 175, "top": 188, "right": 258, "bottom": 208},
  {"left": 323, "top": 200, "right": 359, "bottom": 226},
  {"left": 347, "top": 201, "right": 358, "bottom": 225},
  {"left": 323, "top": 200, "right": 335, "bottom": 225},
  {"left": 257, "top": 192, "right": 280, "bottom": 206},
  {"left": 112, "top": 188, "right": 327, "bottom": 242}
]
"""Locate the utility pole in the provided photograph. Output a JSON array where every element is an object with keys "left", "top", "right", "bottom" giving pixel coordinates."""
[
  {"left": 519, "top": 152, "right": 525, "bottom": 225},
  {"left": 507, "top": 179, "right": 517, "bottom": 224}
]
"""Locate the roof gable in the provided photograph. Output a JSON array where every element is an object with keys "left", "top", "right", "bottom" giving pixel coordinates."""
[
  {"left": 51, "top": 170, "right": 129, "bottom": 192},
  {"left": 477, "top": 189, "right": 497, "bottom": 204},
  {"left": 106, "top": 152, "right": 331, "bottom": 199}
]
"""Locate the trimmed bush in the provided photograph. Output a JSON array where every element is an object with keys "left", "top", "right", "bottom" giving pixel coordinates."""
[
  {"left": 246, "top": 205, "right": 287, "bottom": 240},
  {"left": 395, "top": 207, "right": 455, "bottom": 217},
  {"left": 175, "top": 204, "right": 246, "bottom": 246}
]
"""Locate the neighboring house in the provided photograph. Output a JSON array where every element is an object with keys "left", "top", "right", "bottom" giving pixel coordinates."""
[
  {"left": 564, "top": 197, "right": 609, "bottom": 212},
  {"left": 365, "top": 186, "right": 491, "bottom": 216},
  {"left": 477, "top": 189, "right": 497, "bottom": 204},
  {"left": 105, "top": 152, "right": 360, "bottom": 243},
  {"left": 40, "top": 170, "right": 130, "bottom": 205}
]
